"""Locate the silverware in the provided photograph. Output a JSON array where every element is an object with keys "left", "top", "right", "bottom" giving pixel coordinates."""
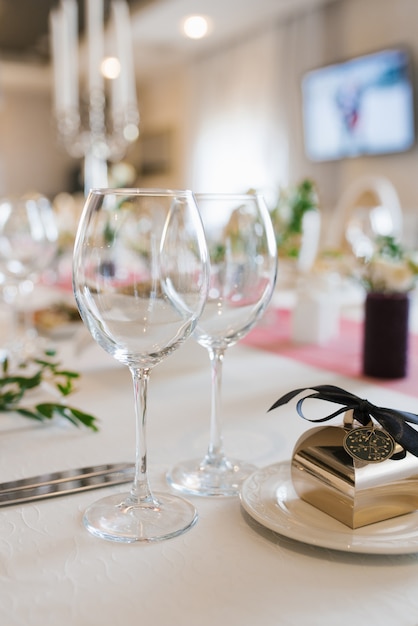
[{"left": 0, "top": 462, "right": 135, "bottom": 507}]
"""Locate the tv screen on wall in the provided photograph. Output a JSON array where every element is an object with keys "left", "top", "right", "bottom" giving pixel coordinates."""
[{"left": 301, "top": 48, "right": 415, "bottom": 162}]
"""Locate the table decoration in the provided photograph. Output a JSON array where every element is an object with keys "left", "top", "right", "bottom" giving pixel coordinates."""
[
  {"left": 269, "top": 178, "right": 321, "bottom": 277},
  {"left": 0, "top": 350, "right": 98, "bottom": 431},
  {"left": 363, "top": 291, "right": 409, "bottom": 378},
  {"left": 291, "top": 272, "right": 340, "bottom": 345},
  {"left": 357, "top": 235, "right": 418, "bottom": 378},
  {"left": 243, "top": 306, "right": 418, "bottom": 398},
  {"left": 240, "top": 462, "right": 418, "bottom": 554},
  {"left": 268, "top": 384, "right": 418, "bottom": 528}
]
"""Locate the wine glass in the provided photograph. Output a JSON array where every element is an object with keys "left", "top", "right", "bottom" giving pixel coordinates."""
[
  {"left": 167, "top": 193, "right": 278, "bottom": 496},
  {"left": 0, "top": 194, "right": 58, "bottom": 358},
  {"left": 72, "top": 188, "right": 209, "bottom": 542}
]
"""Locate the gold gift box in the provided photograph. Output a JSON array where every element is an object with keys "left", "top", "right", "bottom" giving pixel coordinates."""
[{"left": 291, "top": 424, "right": 418, "bottom": 528}]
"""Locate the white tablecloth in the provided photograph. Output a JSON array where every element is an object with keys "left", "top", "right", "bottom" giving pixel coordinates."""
[{"left": 1, "top": 323, "right": 418, "bottom": 626}]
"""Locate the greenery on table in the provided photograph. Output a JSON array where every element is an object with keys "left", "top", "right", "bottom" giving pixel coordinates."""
[
  {"left": 0, "top": 350, "right": 98, "bottom": 431},
  {"left": 270, "top": 178, "right": 319, "bottom": 259}
]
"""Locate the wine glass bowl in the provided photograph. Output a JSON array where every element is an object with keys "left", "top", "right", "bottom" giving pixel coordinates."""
[
  {"left": 167, "top": 193, "right": 278, "bottom": 497},
  {"left": 73, "top": 188, "right": 209, "bottom": 542},
  {"left": 0, "top": 195, "right": 57, "bottom": 279},
  {"left": 0, "top": 194, "right": 58, "bottom": 357}
]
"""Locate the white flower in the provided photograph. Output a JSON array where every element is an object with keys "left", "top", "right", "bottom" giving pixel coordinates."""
[
  {"left": 358, "top": 236, "right": 418, "bottom": 294},
  {"left": 366, "top": 257, "right": 415, "bottom": 293}
]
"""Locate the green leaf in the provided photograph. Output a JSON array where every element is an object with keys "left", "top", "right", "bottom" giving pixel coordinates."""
[
  {"left": 64, "top": 407, "right": 99, "bottom": 431},
  {"left": 15, "top": 408, "right": 46, "bottom": 422},
  {"left": 56, "top": 381, "right": 74, "bottom": 396},
  {"left": 55, "top": 370, "right": 80, "bottom": 379},
  {"left": 35, "top": 403, "right": 99, "bottom": 432},
  {"left": 35, "top": 403, "right": 56, "bottom": 419},
  {"left": 34, "top": 358, "right": 60, "bottom": 368},
  {"left": 0, "top": 350, "right": 99, "bottom": 432}
]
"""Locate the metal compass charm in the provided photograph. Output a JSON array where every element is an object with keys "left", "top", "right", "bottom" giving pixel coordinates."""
[{"left": 343, "top": 427, "right": 396, "bottom": 463}]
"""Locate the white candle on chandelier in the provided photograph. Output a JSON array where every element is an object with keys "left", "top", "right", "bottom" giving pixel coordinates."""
[
  {"left": 49, "top": 7, "right": 65, "bottom": 113},
  {"left": 108, "top": 7, "right": 122, "bottom": 121},
  {"left": 111, "top": 0, "right": 137, "bottom": 111},
  {"left": 50, "top": 0, "right": 78, "bottom": 113},
  {"left": 87, "top": 0, "right": 105, "bottom": 97},
  {"left": 62, "top": 0, "right": 79, "bottom": 110}
]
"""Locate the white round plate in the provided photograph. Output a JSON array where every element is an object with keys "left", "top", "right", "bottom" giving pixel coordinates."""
[{"left": 240, "top": 462, "right": 418, "bottom": 554}]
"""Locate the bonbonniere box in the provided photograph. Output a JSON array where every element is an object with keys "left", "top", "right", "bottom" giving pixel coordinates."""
[
  {"left": 291, "top": 422, "right": 418, "bottom": 528},
  {"left": 269, "top": 385, "right": 418, "bottom": 529}
]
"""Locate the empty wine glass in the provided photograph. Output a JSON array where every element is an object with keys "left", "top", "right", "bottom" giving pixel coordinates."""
[
  {"left": 167, "top": 193, "right": 278, "bottom": 496},
  {"left": 73, "top": 188, "right": 209, "bottom": 542},
  {"left": 0, "top": 194, "right": 58, "bottom": 358}
]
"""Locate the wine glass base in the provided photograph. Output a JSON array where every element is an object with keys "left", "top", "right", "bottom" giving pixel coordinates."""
[
  {"left": 83, "top": 491, "right": 198, "bottom": 543},
  {"left": 167, "top": 458, "right": 257, "bottom": 497}
]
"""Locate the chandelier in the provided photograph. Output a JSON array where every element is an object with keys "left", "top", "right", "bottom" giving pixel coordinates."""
[{"left": 49, "top": 0, "right": 140, "bottom": 193}]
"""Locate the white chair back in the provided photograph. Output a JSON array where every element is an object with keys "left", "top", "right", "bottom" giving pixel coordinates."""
[{"left": 328, "top": 176, "right": 402, "bottom": 257}]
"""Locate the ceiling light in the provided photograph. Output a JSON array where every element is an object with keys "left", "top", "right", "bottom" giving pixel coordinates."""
[
  {"left": 123, "top": 124, "right": 140, "bottom": 142},
  {"left": 101, "top": 57, "right": 121, "bottom": 80},
  {"left": 182, "top": 15, "right": 211, "bottom": 40}
]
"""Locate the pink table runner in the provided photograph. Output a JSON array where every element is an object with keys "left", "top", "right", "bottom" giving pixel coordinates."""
[{"left": 243, "top": 308, "right": 418, "bottom": 398}]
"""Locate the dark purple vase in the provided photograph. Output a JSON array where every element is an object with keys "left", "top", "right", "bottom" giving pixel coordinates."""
[{"left": 362, "top": 291, "right": 410, "bottom": 379}]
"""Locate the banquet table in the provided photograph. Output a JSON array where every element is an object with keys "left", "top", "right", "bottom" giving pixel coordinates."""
[{"left": 1, "top": 292, "right": 418, "bottom": 626}]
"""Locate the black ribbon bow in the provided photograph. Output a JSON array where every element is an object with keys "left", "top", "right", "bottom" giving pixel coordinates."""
[{"left": 268, "top": 384, "right": 418, "bottom": 458}]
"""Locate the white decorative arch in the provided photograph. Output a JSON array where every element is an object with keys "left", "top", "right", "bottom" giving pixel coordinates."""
[{"left": 327, "top": 175, "right": 403, "bottom": 253}]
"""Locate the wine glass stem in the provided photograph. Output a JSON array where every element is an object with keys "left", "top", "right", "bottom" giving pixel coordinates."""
[
  {"left": 19, "top": 279, "right": 37, "bottom": 339},
  {"left": 129, "top": 367, "right": 157, "bottom": 506},
  {"left": 3, "top": 282, "right": 19, "bottom": 337},
  {"left": 204, "top": 347, "right": 228, "bottom": 468}
]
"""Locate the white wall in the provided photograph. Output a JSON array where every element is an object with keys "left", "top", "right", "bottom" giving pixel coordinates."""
[
  {"left": 0, "top": 64, "right": 78, "bottom": 198},
  {"left": 138, "top": 0, "right": 418, "bottom": 233},
  {"left": 126, "top": 69, "right": 189, "bottom": 189}
]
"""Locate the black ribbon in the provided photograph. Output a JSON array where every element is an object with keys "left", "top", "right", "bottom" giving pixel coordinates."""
[{"left": 268, "top": 384, "right": 418, "bottom": 458}]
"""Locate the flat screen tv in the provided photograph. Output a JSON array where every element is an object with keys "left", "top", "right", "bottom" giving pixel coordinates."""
[{"left": 301, "top": 48, "right": 415, "bottom": 161}]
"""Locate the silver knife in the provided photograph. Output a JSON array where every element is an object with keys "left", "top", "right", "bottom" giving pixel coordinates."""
[{"left": 0, "top": 462, "right": 135, "bottom": 507}]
